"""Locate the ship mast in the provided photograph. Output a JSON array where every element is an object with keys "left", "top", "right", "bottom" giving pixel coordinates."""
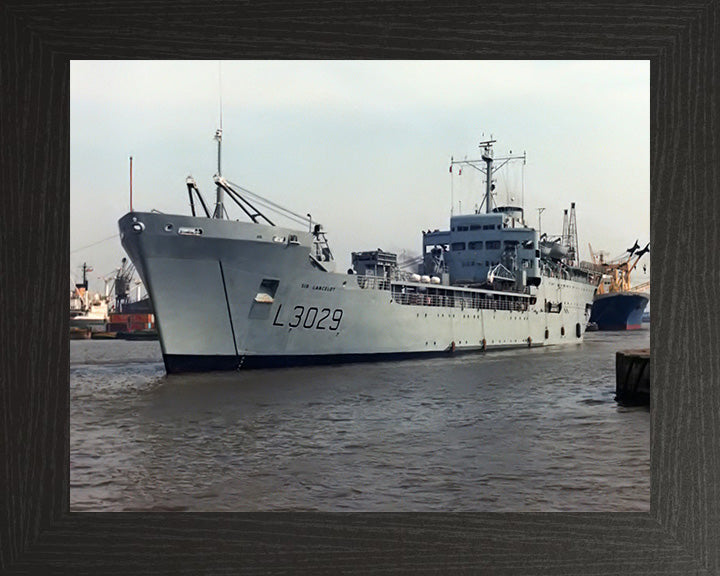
[
  {"left": 213, "top": 61, "right": 225, "bottom": 219},
  {"left": 567, "top": 202, "right": 579, "bottom": 266},
  {"left": 213, "top": 128, "right": 224, "bottom": 219},
  {"left": 449, "top": 138, "right": 526, "bottom": 215},
  {"left": 80, "top": 262, "right": 90, "bottom": 290},
  {"left": 480, "top": 139, "right": 495, "bottom": 214}
]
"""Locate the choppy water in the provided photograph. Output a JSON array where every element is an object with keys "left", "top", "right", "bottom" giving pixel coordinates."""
[{"left": 71, "top": 329, "right": 649, "bottom": 511}]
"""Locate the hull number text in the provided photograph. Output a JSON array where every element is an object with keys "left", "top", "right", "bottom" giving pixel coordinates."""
[{"left": 272, "top": 305, "right": 343, "bottom": 330}]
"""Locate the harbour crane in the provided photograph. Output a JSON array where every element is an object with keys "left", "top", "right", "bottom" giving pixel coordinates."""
[
  {"left": 113, "top": 257, "right": 136, "bottom": 312},
  {"left": 589, "top": 241, "right": 649, "bottom": 295}
]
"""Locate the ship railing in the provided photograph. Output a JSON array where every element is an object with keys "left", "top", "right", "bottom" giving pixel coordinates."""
[
  {"left": 357, "top": 272, "right": 531, "bottom": 311},
  {"left": 390, "top": 291, "right": 529, "bottom": 312},
  {"left": 356, "top": 275, "right": 391, "bottom": 291},
  {"left": 355, "top": 269, "right": 420, "bottom": 289}
]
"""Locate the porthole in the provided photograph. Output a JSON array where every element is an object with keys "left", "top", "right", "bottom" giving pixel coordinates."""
[{"left": 164, "top": 223, "right": 174, "bottom": 232}]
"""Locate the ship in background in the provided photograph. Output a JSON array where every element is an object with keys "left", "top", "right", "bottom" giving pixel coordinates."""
[
  {"left": 70, "top": 262, "right": 109, "bottom": 331},
  {"left": 104, "top": 257, "right": 156, "bottom": 334},
  {"left": 70, "top": 258, "right": 155, "bottom": 337},
  {"left": 587, "top": 241, "right": 650, "bottom": 330},
  {"left": 118, "top": 133, "right": 600, "bottom": 373}
]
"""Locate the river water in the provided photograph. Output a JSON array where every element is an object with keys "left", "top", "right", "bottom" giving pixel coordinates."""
[{"left": 70, "top": 328, "right": 649, "bottom": 511}]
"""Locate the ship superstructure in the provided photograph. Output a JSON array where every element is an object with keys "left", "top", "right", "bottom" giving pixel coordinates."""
[{"left": 119, "top": 136, "right": 600, "bottom": 373}]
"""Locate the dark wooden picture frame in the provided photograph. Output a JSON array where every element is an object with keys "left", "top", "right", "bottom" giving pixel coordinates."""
[{"left": 2, "top": 2, "right": 718, "bottom": 574}]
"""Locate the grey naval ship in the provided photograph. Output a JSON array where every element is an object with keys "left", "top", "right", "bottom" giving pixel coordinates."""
[{"left": 119, "top": 136, "right": 600, "bottom": 373}]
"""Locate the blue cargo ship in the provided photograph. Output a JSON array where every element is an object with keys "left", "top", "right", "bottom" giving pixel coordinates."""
[
  {"left": 587, "top": 240, "right": 649, "bottom": 331},
  {"left": 589, "top": 291, "right": 649, "bottom": 330}
]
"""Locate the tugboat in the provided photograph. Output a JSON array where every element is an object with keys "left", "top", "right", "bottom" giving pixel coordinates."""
[
  {"left": 118, "top": 135, "right": 600, "bottom": 373},
  {"left": 588, "top": 241, "right": 649, "bottom": 330}
]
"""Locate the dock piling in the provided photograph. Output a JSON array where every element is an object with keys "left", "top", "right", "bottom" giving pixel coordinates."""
[{"left": 615, "top": 349, "right": 650, "bottom": 406}]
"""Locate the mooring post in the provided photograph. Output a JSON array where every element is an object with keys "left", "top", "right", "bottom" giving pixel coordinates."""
[{"left": 615, "top": 349, "right": 650, "bottom": 406}]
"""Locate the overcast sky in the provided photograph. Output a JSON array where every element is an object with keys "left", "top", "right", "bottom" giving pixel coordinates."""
[{"left": 71, "top": 60, "right": 649, "bottom": 294}]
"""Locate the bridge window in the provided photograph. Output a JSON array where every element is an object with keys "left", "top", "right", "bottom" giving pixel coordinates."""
[
  {"left": 486, "top": 240, "right": 500, "bottom": 249},
  {"left": 468, "top": 241, "right": 483, "bottom": 250},
  {"left": 451, "top": 242, "right": 466, "bottom": 251}
]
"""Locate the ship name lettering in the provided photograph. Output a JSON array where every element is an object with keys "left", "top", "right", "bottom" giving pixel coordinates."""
[
  {"left": 312, "top": 285, "right": 335, "bottom": 292},
  {"left": 299, "top": 283, "right": 336, "bottom": 292}
]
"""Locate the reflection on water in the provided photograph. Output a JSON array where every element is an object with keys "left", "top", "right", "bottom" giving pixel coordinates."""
[{"left": 71, "top": 330, "right": 649, "bottom": 511}]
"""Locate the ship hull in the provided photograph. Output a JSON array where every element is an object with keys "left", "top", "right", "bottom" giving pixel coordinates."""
[
  {"left": 164, "top": 349, "right": 465, "bottom": 373},
  {"left": 120, "top": 212, "right": 598, "bottom": 373},
  {"left": 589, "top": 291, "right": 649, "bottom": 330}
]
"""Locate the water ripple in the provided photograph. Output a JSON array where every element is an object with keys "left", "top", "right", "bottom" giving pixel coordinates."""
[{"left": 71, "top": 329, "right": 650, "bottom": 511}]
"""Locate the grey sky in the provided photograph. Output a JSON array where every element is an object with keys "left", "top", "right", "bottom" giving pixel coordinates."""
[{"left": 71, "top": 60, "right": 649, "bottom": 293}]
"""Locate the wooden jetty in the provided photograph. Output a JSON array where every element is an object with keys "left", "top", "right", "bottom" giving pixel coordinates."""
[{"left": 616, "top": 348, "right": 650, "bottom": 406}]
